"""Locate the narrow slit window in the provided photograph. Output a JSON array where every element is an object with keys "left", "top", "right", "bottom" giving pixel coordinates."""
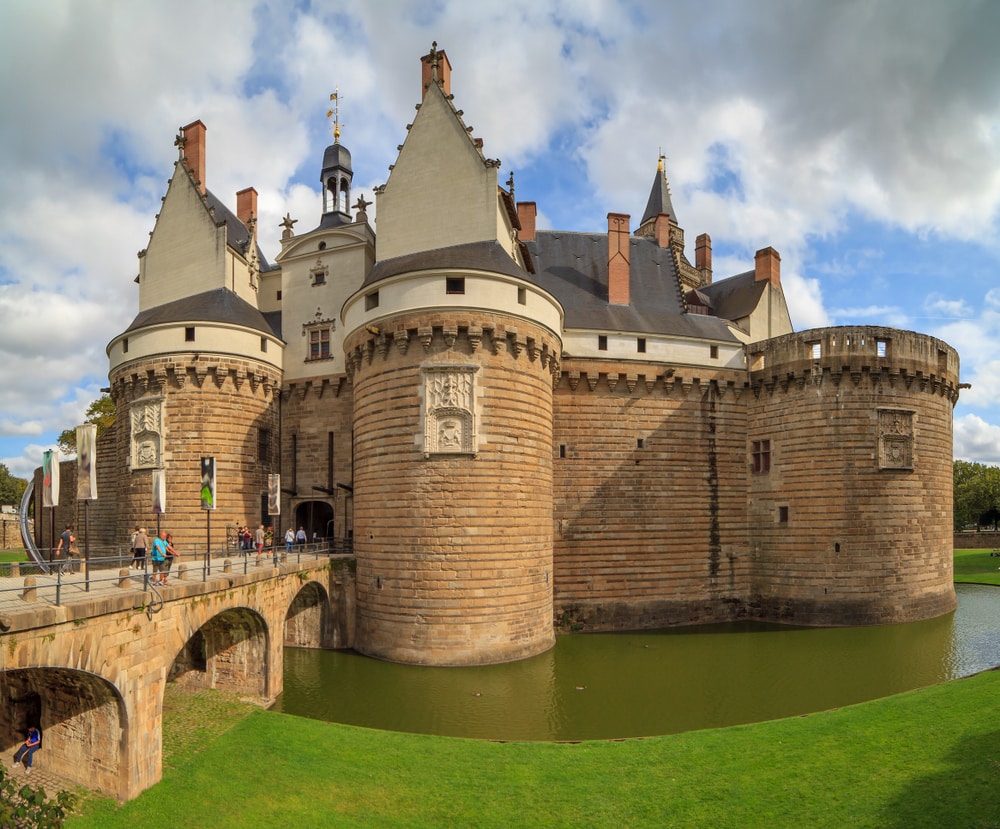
[
  {"left": 122, "top": 338, "right": 129, "bottom": 354},
  {"left": 185, "top": 327, "right": 195, "bottom": 342},
  {"left": 637, "top": 337, "right": 646, "bottom": 353},
  {"left": 517, "top": 286, "right": 527, "bottom": 305},
  {"left": 710, "top": 344, "right": 719, "bottom": 359},
  {"left": 559, "top": 444, "right": 567, "bottom": 459},
  {"left": 779, "top": 506, "right": 789, "bottom": 523},
  {"left": 365, "top": 290, "right": 379, "bottom": 310},
  {"left": 598, "top": 335, "right": 608, "bottom": 351}
]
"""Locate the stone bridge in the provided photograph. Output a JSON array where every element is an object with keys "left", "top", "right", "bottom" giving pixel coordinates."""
[{"left": 0, "top": 554, "right": 356, "bottom": 800}]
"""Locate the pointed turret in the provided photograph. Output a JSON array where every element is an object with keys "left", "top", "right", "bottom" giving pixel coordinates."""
[{"left": 639, "top": 156, "right": 677, "bottom": 228}]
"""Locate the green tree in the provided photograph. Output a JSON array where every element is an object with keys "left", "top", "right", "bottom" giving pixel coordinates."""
[
  {"left": 0, "top": 462, "right": 28, "bottom": 507},
  {"left": 954, "top": 460, "right": 1000, "bottom": 530},
  {"left": 57, "top": 394, "right": 116, "bottom": 454}
]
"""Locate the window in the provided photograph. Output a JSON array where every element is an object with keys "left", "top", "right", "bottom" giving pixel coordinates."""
[
  {"left": 277, "top": 290, "right": 282, "bottom": 300},
  {"left": 710, "top": 344, "right": 719, "bottom": 359},
  {"left": 598, "top": 335, "right": 608, "bottom": 351},
  {"left": 809, "top": 341, "right": 822, "bottom": 359},
  {"left": 779, "top": 506, "right": 789, "bottom": 523},
  {"left": 308, "top": 326, "right": 331, "bottom": 361},
  {"left": 877, "top": 340, "right": 888, "bottom": 358},
  {"left": 258, "top": 427, "right": 272, "bottom": 464},
  {"left": 122, "top": 338, "right": 129, "bottom": 354},
  {"left": 559, "top": 444, "right": 567, "bottom": 458},
  {"left": 517, "top": 286, "right": 527, "bottom": 305},
  {"left": 313, "top": 271, "right": 326, "bottom": 285},
  {"left": 446, "top": 277, "right": 465, "bottom": 294},
  {"left": 636, "top": 438, "right": 644, "bottom": 449},
  {"left": 752, "top": 439, "right": 771, "bottom": 474},
  {"left": 637, "top": 338, "right": 646, "bottom": 353},
  {"left": 365, "top": 290, "right": 379, "bottom": 310},
  {"left": 260, "top": 337, "right": 267, "bottom": 353},
  {"left": 185, "top": 327, "right": 195, "bottom": 342}
]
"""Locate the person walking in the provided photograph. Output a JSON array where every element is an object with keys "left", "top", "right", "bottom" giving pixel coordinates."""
[
  {"left": 254, "top": 524, "right": 265, "bottom": 558},
  {"left": 296, "top": 526, "right": 307, "bottom": 550},
  {"left": 151, "top": 529, "right": 170, "bottom": 586},
  {"left": 12, "top": 726, "right": 41, "bottom": 774},
  {"left": 133, "top": 527, "right": 149, "bottom": 571},
  {"left": 55, "top": 523, "right": 77, "bottom": 572}
]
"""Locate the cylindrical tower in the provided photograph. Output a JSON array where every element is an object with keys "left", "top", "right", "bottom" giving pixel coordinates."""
[
  {"left": 106, "top": 308, "right": 282, "bottom": 552},
  {"left": 342, "top": 252, "right": 563, "bottom": 665},
  {"left": 747, "top": 326, "right": 960, "bottom": 625}
]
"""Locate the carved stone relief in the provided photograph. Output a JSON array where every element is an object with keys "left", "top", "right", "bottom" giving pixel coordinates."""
[
  {"left": 878, "top": 408, "right": 913, "bottom": 470},
  {"left": 422, "top": 365, "right": 478, "bottom": 456},
  {"left": 131, "top": 397, "right": 165, "bottom": 470}
]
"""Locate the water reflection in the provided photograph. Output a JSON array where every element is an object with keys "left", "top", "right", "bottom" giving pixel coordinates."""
[{"left": 272, "top": 584, "right": 1000, "bottom": 741}]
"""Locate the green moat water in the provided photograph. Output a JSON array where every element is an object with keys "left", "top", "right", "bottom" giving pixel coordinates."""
[{"left": 271, "top": 583, "right": 1000, "bottom": 740}]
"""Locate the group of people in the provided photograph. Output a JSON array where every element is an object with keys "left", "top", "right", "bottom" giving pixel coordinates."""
[
  {"left": 129, "top": 526, "right": 177, "bottom": 585},
  {"left": 237, "top": 524, "right": 268, "bottom": 556},
  {"left": 284, "top": 526, "right": 309, "bottom": 552}
]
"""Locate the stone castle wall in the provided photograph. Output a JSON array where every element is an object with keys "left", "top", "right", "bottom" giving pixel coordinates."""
[
  {"left": 552, "top": 360, "right": 752, "bottom": 630},
  {"left": 107, "top": 355, "right": 280, "bottom": 553},
  {"left": 346, "top": 314, "right": 560, "bottom": 665},
  {"left": 746, "top": 327, "right": 959, "bottom": 624}
]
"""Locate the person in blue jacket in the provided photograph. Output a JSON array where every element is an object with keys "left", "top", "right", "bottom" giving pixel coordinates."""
[{"left": 13, "top": 726, "right": 41, "bottom": 774}]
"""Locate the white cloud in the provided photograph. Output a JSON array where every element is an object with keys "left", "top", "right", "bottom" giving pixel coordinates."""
[{"left": 954, "top": 414, "right": 1000, "bottom": 465}]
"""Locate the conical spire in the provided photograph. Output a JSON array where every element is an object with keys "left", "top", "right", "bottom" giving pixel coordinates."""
[{"left": 639, "top": 155, "right": 677, "bottom": 227}]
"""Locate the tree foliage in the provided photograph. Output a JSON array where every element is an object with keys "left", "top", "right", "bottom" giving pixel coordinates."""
[
  {"left": 953, "top": 460, "right": 1000, "bottom": 530},
  {"left": 0, "top": 462, "right": 28, "bottom": 508},
  {"left": 0, "top": 763, "right": 76, "bottom": 828},
  {"left": 56, "top": 394, "right": 116, "bottom": 454}
]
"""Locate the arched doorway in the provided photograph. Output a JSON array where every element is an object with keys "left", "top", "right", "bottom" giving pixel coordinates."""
[{"left": 294, "top": 500, "right": 334, "bottom": 544}]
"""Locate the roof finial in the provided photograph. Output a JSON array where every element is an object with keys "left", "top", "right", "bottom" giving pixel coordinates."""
[
  {"left": 429, "top": 40, "right": 439, "bottom": 82},
  {"left": 657, "top": 148, "right": 665, "bottom": 174},
  {"left": 507, "top": 170, "right": 515, "bottom": 201},
  {"left": 326, "top": 87, "right": 342, "bottom": 143}
]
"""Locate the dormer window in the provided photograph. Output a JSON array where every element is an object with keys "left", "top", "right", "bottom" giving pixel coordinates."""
[{"left": 311, "top": 260, "right": 328, "bottom": 286}]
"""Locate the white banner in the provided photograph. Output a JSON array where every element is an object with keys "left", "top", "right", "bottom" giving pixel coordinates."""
[{"left": 76, "top": 423, "right": 98, "bottom": 501}]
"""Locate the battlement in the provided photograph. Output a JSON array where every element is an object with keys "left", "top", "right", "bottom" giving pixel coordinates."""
[{"left": 749, "top": 326, "right": 961, "bottom": 403}]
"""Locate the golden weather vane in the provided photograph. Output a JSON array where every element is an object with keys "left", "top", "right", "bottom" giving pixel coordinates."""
[{"left": 326, "top": 87, "right": 342, "bottom": 143}]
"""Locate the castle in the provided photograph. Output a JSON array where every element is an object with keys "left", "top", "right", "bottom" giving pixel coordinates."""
[{"left": 45, "top": 45, "right": 961, "bottom": 666}]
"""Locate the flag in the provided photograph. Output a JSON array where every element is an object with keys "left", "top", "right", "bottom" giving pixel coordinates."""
[
  {"left": 42, "top": 450, "right": 60, "bottom": 508},
  {"left": 152, "top": 469, "right": 166, "bottom": 514},
  {"left": 200, "top": 457, "right": 216, "bottom": 510},
  {"left": 76, "top": 423, "right": 97, "bottom": 500},
  {"left": 267, "top": 474, "right": 280, "bottom": 515}
]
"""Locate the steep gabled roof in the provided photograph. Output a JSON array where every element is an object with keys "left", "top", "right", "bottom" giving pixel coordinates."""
[
  {"left": 639, "top": 164, "right": 678, "bottom": 226},
  {"left": 203, "top": 190, "right": 276, "bottom": 272}
]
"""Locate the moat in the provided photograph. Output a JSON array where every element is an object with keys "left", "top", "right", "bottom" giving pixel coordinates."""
[{"left": 272, "top": 584, "right": 1000, "bottom": 741}]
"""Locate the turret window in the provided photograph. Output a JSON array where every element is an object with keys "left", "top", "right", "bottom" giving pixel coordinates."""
[
  {"left": 446, "top": 277, "right": 465, "bottom": 295},
  {"left": 365, "top": 290, "right": 379, "bottom": 310},
  {"left": 185, "top": 327, "right": 195, "bottom": 342},
  {"left": 598, "top": 335, "right": 608, "bottom": 351}
]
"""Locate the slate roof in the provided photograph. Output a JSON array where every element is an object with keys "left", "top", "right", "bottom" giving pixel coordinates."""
[
  {"left": 697, "top": 271, "right": 765, "bottom": 322},
  {"left": 124, "top": 288, "right": 280, "bottom": 338},
  {"left": 364, "top": 240, "right": 529, "bottom": 287},
  {"left": 639, "top": 168, "right": 678, "bottom": 226},
  {"left": 527, "top": 231, "right": 739, "bottom": 342},
  {"left": 204, "top": 190, "right": 277, "bottom": 273}
]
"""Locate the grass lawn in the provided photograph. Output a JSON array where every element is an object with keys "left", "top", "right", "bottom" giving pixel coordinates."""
[
  {"left": 0, "top": 549, "right": 27, "bottom": 563},
  {"left": 954, "top": 548, "right": 1000, "bottom": 585},
  {"left": 67, "top": 668, "right": 1000, "bottom": 828}
]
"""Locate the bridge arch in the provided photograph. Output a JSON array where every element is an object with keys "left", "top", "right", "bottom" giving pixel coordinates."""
[
  {"left": 0, "top": 666, "right": 129, "bottom": 800},
  {"left": 169, "top": 606, "right": 271, "bottom": 698}
]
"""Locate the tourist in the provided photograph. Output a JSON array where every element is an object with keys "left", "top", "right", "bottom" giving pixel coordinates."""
[
  {"left": 129, "top": 525, "right": 141, "bottom": 568},
  {"left": 242, "top": 525, "right": 253, "bottom": 555},
  {"left": 12, "top": 726, "right": 41, "bottom": 775},
  {"left": 296, "top": 526, "right": 307, "bottom": 550},
  {"left": 151, "top": 529, "right": 170, "bottom": 586},
  {"left": 55, "top": 523, "right": 77, "bottom": 572},
  {"left": 255, "top": 524, "right": 265, "bottom": 557},
  {"left": 133, "top": 527, "right": 149, "bottom": 571},
  {"left": 164, "top": 533, "right": 179, "bottom": 578},
  {"left": 285, "top": 527, "right": 295, "bottom": 554}
]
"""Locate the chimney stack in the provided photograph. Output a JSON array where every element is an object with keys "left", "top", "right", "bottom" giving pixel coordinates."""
[
  {"left": 421, "top": 44, "right": 452, "bottom": 100},
  {"left": 180, "top": 120, "right": 207, "bottom": 195},
  {"left": 754, "top": 246, "right": 781, "bottom": 286},
  {"left": 696, "top": 233, "right": 713, "bottom": 284},
  {"left": 653, "top": 214, "right": 672, "bottom": 249},
  {"left": 236, "top": 187, "right": 258, "bottom": 228},
  {"left": 607, "top": 213, "right": 631, "bottom": 306},
  {"left": 517, "top": 202, "right": 537, "bottom": 241}
]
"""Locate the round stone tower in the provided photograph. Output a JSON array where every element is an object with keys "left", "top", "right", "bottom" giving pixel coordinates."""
[
  {"left": 342, "top": 249, "right": 563, "bottom": 665},
  {"left": 746, "top": 326, "right": 960, "bottom": 625}
]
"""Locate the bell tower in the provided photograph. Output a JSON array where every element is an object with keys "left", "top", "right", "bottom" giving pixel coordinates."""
[{"left": 320, "top": 88, "right": 353, "bottom": 226}]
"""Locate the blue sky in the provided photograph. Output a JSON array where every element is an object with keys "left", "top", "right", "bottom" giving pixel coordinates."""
[{"left": 0, "top": 0, "right": 998, "bottom": 481}]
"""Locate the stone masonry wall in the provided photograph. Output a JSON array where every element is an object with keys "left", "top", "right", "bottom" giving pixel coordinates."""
[
  {"left": 346, "top": 314, "right": 560, "bottom": 665},
  {"left": 552, "top": 359, "right": 751, "bottom": 630},
  {"left": 108, "top": 355, "right": 280, "bottom": 555},
  {"left": 746, "top": 327, "right": 959, "bottom": 625}
]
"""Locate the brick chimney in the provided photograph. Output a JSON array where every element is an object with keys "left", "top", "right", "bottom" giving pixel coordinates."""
[
  {"left": 608, "top": 213, "right": 631, "bottom": 305},
  {"left": 754, "top": 246, "right": 781, "bottom": 286},
  {"left": 236, "top": 187, "right": 258, "bottom": 227},
  {"left": 181, "top": 120, "right": 207, "bottom": 194},
  {"left": 653, "top": 214, "right": 671, "bottom": 248},
  {"left": 421, "top": 44, "right": 452, "bottom": 99},
  {"left": 696, "top": 233, "right": 712, "bottom": 284},
  {"left": 517, "top": 202, "right": 537, "bottom": 241}
]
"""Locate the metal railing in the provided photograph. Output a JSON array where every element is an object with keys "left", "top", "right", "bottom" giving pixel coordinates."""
[{"left": 0, "top": 542, "right": 353, "bottom": 609}]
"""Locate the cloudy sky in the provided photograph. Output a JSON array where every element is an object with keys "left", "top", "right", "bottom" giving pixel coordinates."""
[{"left": 1, "top": 0, "right": 998, "bottom": 480}]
